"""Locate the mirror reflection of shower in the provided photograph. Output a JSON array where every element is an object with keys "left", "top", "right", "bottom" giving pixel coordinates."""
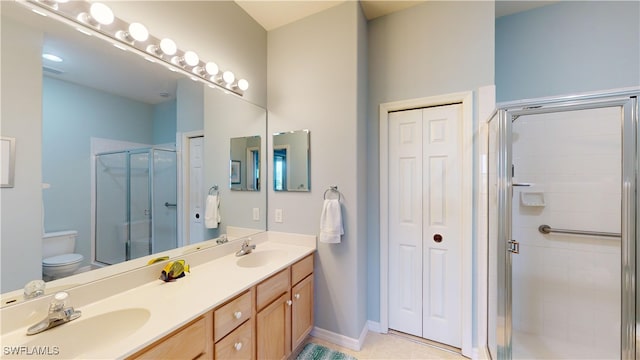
[{"left": 94, "top": 148, "right": 177, "bottom": 265}]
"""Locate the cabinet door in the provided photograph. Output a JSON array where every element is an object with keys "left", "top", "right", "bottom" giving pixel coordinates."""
[
  {"left": 291, "top": 274, "right": 314, "bottom": 350},
  {"left": 256, "top": 292, "right": 291, "bottom": 360}
]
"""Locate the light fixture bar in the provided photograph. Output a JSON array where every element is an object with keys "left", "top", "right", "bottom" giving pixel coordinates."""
[{"left": 21, "top": 0, "right": 249, "bottom": 97}]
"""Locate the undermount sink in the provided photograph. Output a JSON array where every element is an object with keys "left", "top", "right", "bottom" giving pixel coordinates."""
[
  {"left": 4, "top": 308, "right": 150, "bottom": 359},
  {"left": 236, "top": 249, "right": 287, "bottom": 268}
]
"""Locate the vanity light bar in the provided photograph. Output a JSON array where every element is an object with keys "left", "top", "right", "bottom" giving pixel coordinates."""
[{"left": 23, "top": 0, "right": 250, "bottom": 96}]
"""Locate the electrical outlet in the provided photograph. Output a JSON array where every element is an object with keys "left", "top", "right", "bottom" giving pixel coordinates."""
[
  {"left": 275, "top": 208, "right": 283, "bottom": 223},
  {"left": 252, "top": 208, "right": 260, "bottom": 221}
]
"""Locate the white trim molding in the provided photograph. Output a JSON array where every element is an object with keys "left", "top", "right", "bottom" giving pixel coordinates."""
[
  {"left": 379, "top": 90, "right": 474, "bottom": 357},
  {"left": 311, "top": 323, "right": 369, "bottom": 351}
]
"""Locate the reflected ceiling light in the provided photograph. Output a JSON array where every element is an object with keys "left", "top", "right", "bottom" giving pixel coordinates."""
[
  {"left": 116, "top": 22, "right": 149, "bottom": 43},
  {"left": 237, "top": 79, "right": 249, "bottom": 91},
  {"left": 42, "top": 53, "right": 63, "bottom": 62},
  {"left": 222, "top": 71, "right": 235, "bottom": 85}
]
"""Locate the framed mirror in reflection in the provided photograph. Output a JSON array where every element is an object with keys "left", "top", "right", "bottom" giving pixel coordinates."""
[
  {"left": 230, "top": 136, "right": 261, "bottom": 191},
  {"left": 273, "top": 130, "right": 310, "bottom": 192},
  {"left": 0, "top": 1, "right": 266, "bottom": 305}
]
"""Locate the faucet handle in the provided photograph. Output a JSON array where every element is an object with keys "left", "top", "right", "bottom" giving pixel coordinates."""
[
  {"left": 24, "top": 280, "right": 46, "bottom": 299},
  {"left": 49, "top": 292, "right": 69, "bottom": 313}
]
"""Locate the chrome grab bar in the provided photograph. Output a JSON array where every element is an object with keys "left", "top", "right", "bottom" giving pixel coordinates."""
[{"left": 538, "top": 224, "right": 620, "bottom": 238}]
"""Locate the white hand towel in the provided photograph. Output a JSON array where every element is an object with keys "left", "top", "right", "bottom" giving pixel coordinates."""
[
  {"left": 319, "top": 199, "right": 343, "bottom": 243},
  {"left": 204, "top": 194, "right": 220, "bottom": 229}
]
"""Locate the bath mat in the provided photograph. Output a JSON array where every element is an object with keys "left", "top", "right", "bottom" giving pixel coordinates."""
[{"left": 296, "top": 343, "right": 358, "bottom": 360}]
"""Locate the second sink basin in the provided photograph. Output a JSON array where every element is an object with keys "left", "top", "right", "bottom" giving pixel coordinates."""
[
  {"left": 4, "top": 308, "right": 150, "bottom": 359},
  {"left": 236, "top": 249, "right": 287, "bottom": 268}
]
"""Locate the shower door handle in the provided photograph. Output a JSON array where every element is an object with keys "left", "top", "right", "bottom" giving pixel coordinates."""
[{"left": 508, "top": 240, "right": 520, "bottom": 254}]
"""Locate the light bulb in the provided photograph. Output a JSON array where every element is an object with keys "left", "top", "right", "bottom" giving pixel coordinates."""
[
  {"left": 205, "top": 62, "right": 219, "bottom": 76},
  {"left": 128, "top": 23, "right": 148, "bottom": 42},
  {"left": 238, "top": 79, "right": 249, "bottom": 91},
  {"left": 184, "top": 51, "right": 199, "bottom": 67},
  {"left": 159, "top": 38, "right": 177, "bottom": 56},
  {"left": 222, "top": 71, "right": 235, "bottom": 85},
  {"left": 89, "top": 3, "right": 114, "bottom": 25}
]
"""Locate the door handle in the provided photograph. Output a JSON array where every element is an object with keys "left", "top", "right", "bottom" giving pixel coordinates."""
[{"left": 433, "top": 234, "right": 443, "bottom": 243}]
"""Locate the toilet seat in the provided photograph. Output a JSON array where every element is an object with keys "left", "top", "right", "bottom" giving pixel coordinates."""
[{"left": 42, "top": 253, "right": 83, "bottom": 267}]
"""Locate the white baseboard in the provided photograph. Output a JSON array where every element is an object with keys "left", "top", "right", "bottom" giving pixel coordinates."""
[
  {"left": 367, "top": 320, "right": 384, "bottom": 333},
  {"left": 473, "top": 346, "right": 490, "bottom": 360},
  {"left": 310, "top": 322, "right": 369, "bottom": 351}
]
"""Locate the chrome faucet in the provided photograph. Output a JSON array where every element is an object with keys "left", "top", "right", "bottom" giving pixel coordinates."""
[
  {"left": 27, "top": 292, "right": 81, "bottom": 336},
  {"left": 235, "top": 239, "right": 256, "bottom": 257}
]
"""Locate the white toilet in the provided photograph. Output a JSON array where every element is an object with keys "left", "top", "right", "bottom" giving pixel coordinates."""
[{"left": 42, "top": 230, "right": 84, "bottom": 280}]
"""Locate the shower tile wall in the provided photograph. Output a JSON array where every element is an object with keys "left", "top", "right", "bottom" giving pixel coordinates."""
[{"left": 511, "top": 107, "right": 621, "bottom": 357}]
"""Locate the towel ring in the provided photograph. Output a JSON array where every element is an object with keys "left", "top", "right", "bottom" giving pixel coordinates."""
[
  {"left": 208, "top": 185, "right": 219, "bottom": 195},
  {"left": 323, "top": 186, "right": 341, "bottom": 201}
]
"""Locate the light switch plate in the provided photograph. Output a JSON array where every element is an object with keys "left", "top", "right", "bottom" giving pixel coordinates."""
[
  {"left": 275, "top": 208, "right": 283, "bottom": 223},
  {"left": 252, "top": 208, "right": 260, "bottom": 221}
]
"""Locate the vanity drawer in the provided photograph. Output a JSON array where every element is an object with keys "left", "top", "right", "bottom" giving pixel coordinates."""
[
  {"left": 130, "top": 315, "right": 207, "bottom": 360},
  {"left": 215, "top": 320, "right": 252, "bottom": 360},
  {"left": 214, "top": 290, "right": 252, "bottom": 342},
  {"left": 256, "top": 269, "right": 289, "bottom": 310},
  {"left": 291, "top": 254, "right": 313, "bottom": 285}
]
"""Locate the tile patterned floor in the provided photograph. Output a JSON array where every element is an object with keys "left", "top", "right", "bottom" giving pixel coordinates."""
[{"left": 300, "top": 332, "right": 468, "bottom": 360}]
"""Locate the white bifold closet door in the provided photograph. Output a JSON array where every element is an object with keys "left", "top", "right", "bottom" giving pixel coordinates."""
[{"left": 388, "top": 104, "right": 462, "bottom": 348}]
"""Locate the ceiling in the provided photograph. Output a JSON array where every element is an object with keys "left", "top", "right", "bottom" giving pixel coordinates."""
[{"left": 235, "top": 0, "right": 559, "bottom": 31}]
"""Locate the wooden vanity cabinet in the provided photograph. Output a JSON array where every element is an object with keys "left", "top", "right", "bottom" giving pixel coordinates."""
[
  {"left": 128, "top": 313, "right": 213, "bottom": 360},
  {"left": 128, "top": 253, "right": 314, "bottom": 360},
  {"left": 255, "top": 254, "right": 314, "bottom": 360}
]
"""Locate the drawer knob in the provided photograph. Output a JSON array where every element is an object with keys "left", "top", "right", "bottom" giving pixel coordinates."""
[
  {"left": 286, "top": 300, "right": 293, "bottom": 306},
  {"left": 233, "top": 311, "right": 242, "bottom": 319},
  {"left": 234, "top": 342, "right": 243, "bottom": 351},
  {"left": 294, "top": 293, "right": 300, "bottom": 300}
]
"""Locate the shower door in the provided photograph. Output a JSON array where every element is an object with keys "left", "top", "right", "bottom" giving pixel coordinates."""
[
  {"left": 95, "top": 148, "right": 177, "bottom": 265},
  {"left": 488, "top": 95, "right": 637, "bottom": 359}
]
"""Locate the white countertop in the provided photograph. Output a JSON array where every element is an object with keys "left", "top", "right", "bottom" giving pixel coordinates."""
[{"left": 0, "top": 233, "right": 316, "bottom": 359}]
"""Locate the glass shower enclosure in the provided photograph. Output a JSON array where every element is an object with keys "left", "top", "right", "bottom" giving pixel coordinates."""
[
  {"left": 95, "top": 148, "right": 177, "bottom": 265},
  {"left": 487, "top": 93, "right": 638, "bottom": 359}
]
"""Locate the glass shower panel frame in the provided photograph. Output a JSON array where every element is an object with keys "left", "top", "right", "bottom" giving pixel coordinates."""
[
  {"left": 489, "top": 95, "right": 637, "bottom": 359},
  {"left": 128, "top": 150, "right": 151, "bottom": 261},
  {"left": 95, "top": 151, "right": 128, "bottom": 265},
  {"left": 151, "top": 149, "right": 177, "bottom": 254}
]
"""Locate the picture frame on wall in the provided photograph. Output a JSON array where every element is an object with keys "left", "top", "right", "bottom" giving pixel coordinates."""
[
  {"left": 230, "top": 160, "right": 241, "bottom": 184},
  {"left": 1, "top": 136, "right": 15, "bottom": 188}
]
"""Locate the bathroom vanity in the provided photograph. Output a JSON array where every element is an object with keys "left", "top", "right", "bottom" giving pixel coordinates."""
[{"left": 0, "top": 232, "right": 316, "bottom": 359}]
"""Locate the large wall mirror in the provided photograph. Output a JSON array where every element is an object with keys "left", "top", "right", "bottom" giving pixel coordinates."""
[
  {"left": 273, "top": 130, "right": 310, "bottom": 191},
  {"left": 0, "top": 2, "right": 266, "bottom": 303}
]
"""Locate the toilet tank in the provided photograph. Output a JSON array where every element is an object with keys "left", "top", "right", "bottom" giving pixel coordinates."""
[{"left": 42, "top": 230, "right": 78, "bottom": 259}]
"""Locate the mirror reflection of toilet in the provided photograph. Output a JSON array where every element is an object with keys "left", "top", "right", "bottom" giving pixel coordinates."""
[{"left": 42, "top": 231, "right": 84, "bottom": 280}]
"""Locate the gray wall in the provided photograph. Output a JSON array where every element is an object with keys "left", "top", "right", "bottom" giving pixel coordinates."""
[
  {"left": 267, "top": 1, "right": 369, "bottom": 340},
  {"left": 496, "top": 1, "right": 640, "bottom": 102},
  {"left": 366, "top": 0, "right": 495, "bottom": 324},
  {"left": 0, "top": 16, "right": 44, "bottom": 293}
]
